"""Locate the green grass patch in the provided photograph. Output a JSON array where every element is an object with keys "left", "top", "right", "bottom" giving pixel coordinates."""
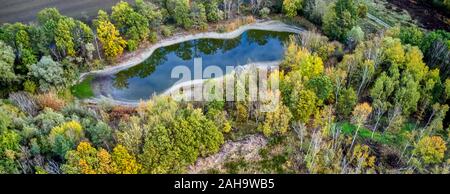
[
  {"left": 337, "top": 122, "right": 395, "bottom": 144},
  {"left": 71, "top": 75, "right": 94, "bottom": 99}
]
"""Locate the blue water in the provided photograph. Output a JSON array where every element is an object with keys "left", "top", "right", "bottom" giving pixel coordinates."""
[{"left": 104, "top": 30, "right": 293, "bottom": 101}]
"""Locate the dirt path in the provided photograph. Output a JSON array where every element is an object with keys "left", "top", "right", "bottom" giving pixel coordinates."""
[{"left": 188, "top": 134, "right": 268, "bottom": 174}]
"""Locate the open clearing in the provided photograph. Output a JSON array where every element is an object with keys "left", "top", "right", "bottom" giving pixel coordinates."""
[{"left": 0, "top": 0, "right": 134, "bottom": 24}]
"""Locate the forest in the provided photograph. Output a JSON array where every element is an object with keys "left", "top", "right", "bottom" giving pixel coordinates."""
[{"left": 0, "top": 0, "right": 449, "bottom": 174}]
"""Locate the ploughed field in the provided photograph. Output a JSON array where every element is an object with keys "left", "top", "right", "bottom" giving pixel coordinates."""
[{"left": 0, "top": 0, "right": 134, "bottom": 24}]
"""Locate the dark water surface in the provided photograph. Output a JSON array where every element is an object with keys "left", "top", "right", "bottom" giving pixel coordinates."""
[{"left": 102, "top": 30, "right": 294, "bottom": 102}]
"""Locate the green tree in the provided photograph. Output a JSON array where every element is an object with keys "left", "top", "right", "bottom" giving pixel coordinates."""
[
  {"left": 48, "top": 121, "right": 85, "bottom": 158},
  {"left": 30, "top": 56, "right": 66, "bottom": 92},
  {"left": 323, "top": 0, "right": 366, "bottom": 41},
  {"left": 204, "top": 0, "right": 223, "bottom": 22},
  {"left": 336, "top": 87, "right": 357, "bottom": 119},
  {"left": 0, "top": 41, "right": 17, "bottom": 85},
  {"left": 370, "top": 73, "right": 395, "bottom": 134},
  {"left": 135, "top": 0, "right": 163, "bottom": 27},
  {"left": 260, "top": 97, "right": 293, "bottom": 137},
  {"left": 283, "top": 0, "right": 303, "bottom": 17},
  {"left": 191, "top": 2, "right": 208, "bottom": 30},
  {"left": 414, "top": 136, "right": 447, "bottom": 165},
  {"left": 170, "top": 0, "right": 193, "bottom": 29},
  {"left": 306, "top": 74, "right": 333, "bottom": 102},
  {"left": 117, "top": 96, "right": 224, "bottom": 173},
  {"left": 111, "top": 1, "right": 149, "bottom": 51},
  {"left": 290, "top": 89, "right": 318, "bottom": 123},
  {"left": 0, "top": 108, "right": 21, "bottom": 174},
  {"left": 55, "top": 18, "right": 76, "bottom": 57}
]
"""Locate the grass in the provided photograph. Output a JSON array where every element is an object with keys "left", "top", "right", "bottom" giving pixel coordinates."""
[
  {"left": 225, "top": 121, "right": 259, "bottom": 141},
  {"left": 365, "top": 0, "right": 416, "bottom": 27},
  {"left": 71, "top": 75, "right": 94, "bottom": 99},
  {"left": 337, "top": 122, "right": 395, "bottom": 145}
]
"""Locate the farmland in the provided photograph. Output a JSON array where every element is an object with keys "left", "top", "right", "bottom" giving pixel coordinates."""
[{"left": 0, "top": 0, "right": 134, "bottom": 23}]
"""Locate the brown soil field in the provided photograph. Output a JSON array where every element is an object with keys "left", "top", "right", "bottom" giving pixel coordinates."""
[
  {"left": 0, "top": 0, "right": 134, "bottom": 24},
  {"left": 387, "top": 0, "right": 450, "bottom": 31}
]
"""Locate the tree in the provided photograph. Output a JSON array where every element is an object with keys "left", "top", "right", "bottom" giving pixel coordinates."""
[
  {"left": 96, "top": 10, "right": 127, "bottom": 60},
  {"left": 30, "top": 56, "right": 65, "bottom": 92},
  {"left": 414, "top": 136, "right": 447, "bottom": 165},
  {"left": 205, "top": 0, "right": 223, "bottom": 22},
  {"left": 191, "top": 2, "right": 208, "bottom": 30},
  {"left": 445, "top": 79, "right": 450, "bottom": 100},
  {"left": 346, "top": 26, "right": 364, "bottom": 48},
  {"left": 55, "top": 17, "right": 76, "bottom": 57},
  {"left": 0, "top": 130, "right": 21, "bottom": 174},
  {"left": 283, "top": 0, "right": 303, "bottom": 17},
  {"left": 117, "top": 96, "right": 224, "bottom": 173},
  {"left": 111, "top": 144, "right": 141, "bottom": 174},
  {"left": 306, "top": 74, "right": 333, "bottom": 102},
  {"left": 0, "top": 41, "right": 17, "bottom": 85},
  {"left": 62, "top": 141, "right": 113, "bottom": 174},
  {"left": 135, "top": 0, "right": 163, "bottom": 27},
  {"left": 382, "top": 37, "right": 405, "bottom": 64},
  {"left": 86, "top": 121, "right": 113, "bottom": 148},
  {"left": 62, "top": 142, "right": 141, "bottom": 174},
  {"left": 290, "top": 89, "right": 318, "bottom": 123},
  {"left": 281, "top": 42, "right": 324, "bottom": 80},
  {"left": 399, "top": 25, "right": 424, "bottom": 47},
  {"left": 336, "top": 87, "right": 357, "bottom": 119},
  {"left": 260, "top": 95, "right": 293, "bottom": 137},
  {"left": 48, "top": 121, "right": 84, "bottom": 158},
  {"left": 370, "top": 73, "right": 395, "bottom": 135},
  {"left": 349, "top": 103, "right": 372, "bottom": 150},
  {"left": 323, "top": 0, "right": 366, "bottom": 41},
  {"left": 394, "top": 73, "right": 421, "bottom": 116},
  {"left": 0, "top": 108, "right": 21, "bottom": 174},
  {"left": 111, "top": 1, "right": 149, "bottom": 51},
  {"left": 169, "top": 0, "right": 193, "bottom": 29}
]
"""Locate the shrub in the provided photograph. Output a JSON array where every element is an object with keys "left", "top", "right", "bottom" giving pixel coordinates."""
[
  {"left": 127, "top": 39, "right": 139, "bottom": 51},
  {"left": 30, "top": 56, "right": 65, "bottom": 92},
  {"left": 23, "top": 80, "right": 37, "bottom": 94},
  {"left": 149, "top": 31, "right": 158, "bottom": 43},
  {"left": 259, "top": 7, "right": 271, "bottom": 19},
  {"left": 161, "top": 25, "right": 173, "bottom": 37},
  {"left": 36, "top": 92, "right": 66, "bottom": 111},
  {"left": 8, "top": 92, "right": 40, "bottom": 116}
]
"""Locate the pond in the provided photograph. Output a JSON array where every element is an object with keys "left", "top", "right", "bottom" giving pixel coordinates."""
[{"left": 89, "top": 30, "right": 295, "bottom": 102}]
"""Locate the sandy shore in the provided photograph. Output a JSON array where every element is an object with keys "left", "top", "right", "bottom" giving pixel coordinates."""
[{"left": 82, "top": 20, "right": 303, "bottom": 105}]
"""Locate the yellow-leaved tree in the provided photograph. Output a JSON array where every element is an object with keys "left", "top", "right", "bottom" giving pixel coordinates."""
[
  {"left": 62, "top": 142, "right": 141, "bottom": 174},
  {"left": 96, "top": 10, "right": 127, "bottom": 61}
]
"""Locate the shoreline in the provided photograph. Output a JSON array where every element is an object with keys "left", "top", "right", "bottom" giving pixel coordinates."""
[{"left": 81, "top": 20, "right": 303, "bottom": 105}]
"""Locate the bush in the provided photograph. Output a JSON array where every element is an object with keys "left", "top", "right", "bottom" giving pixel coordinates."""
[
  {"left": 30, "top": 56, "right": 65, "bottom": 92},
  {"left": 127, "top": 39, "right": 139, "bottom": 51},
  {"left": 149, "top": 31, "right": 158, "bottom": 43},
  {"left": 36, "top": 92, "right": 66, "bottom": 111},
  {"left": 259, "top": 7, "right": 271, "bottom": 19},
  {"left": 23, "top": 80, "right": 37, "bottom": 94},
  {"left": 8, "top": 92, "right": 40, "bottom": 116},
  {"left": 161, "top": 25, "right": 173, "bottom": 37},
  {"left": 346, "top": 26, "right": 365, "bottom": 48}
]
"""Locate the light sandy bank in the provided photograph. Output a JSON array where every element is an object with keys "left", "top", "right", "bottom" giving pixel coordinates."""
[{"left": 82, "top": 20, "right": 303, "bottom": 105}]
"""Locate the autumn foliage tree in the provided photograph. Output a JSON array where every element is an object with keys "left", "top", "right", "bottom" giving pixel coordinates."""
[
  {"left": 95, "top": 10, "right": 127, "bottom": 61},
  {"left": 414, "top": 136, "right": 447, "bottom": 165},
  {"left": 62, "top": 142, "right": 141, "bottom": 174}
]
